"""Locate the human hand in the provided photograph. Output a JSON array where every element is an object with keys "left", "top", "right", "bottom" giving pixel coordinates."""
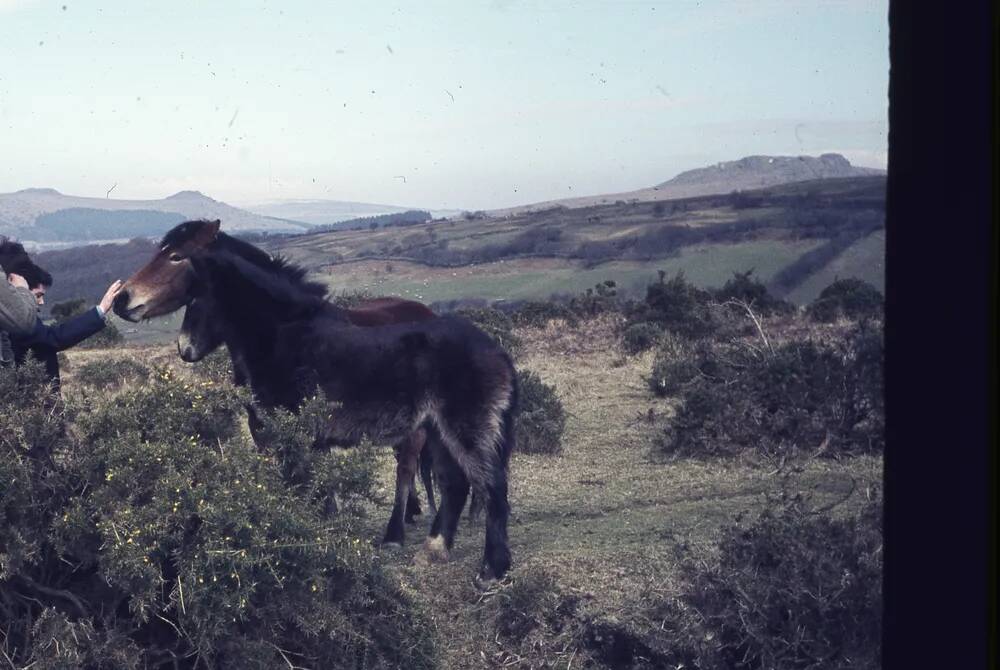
[
  {"left": 7, "top": 273, "right": 28, "bottom": 289},
  {"left": 99, "top": 279, "right": 124, "bottom": 314}
]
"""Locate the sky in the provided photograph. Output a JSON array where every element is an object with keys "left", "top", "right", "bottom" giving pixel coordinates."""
[{"left": 0, "top": 1, "right": 889, "bottom": 210}]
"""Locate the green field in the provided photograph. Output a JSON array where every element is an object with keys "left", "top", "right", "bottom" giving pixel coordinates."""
[
  {"left": 321, "top": 239, "right": 827, "bottom": 305},
  {"left": 786, "top": 229, "right": 886, "bottom": 304}
]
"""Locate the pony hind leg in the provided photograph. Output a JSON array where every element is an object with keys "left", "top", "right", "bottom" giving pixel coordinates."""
[
  {"left": 383, "top": 426, "right": 427, "bottom": 547},
  {"left": 476, "top": 403, "right": 517, "bottom": 586},
  {"left": 422, "top": 432, "right": 469, "bottom": 563}
]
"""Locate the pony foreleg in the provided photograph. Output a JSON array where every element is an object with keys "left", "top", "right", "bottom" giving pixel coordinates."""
[
  {"left": 383, "top": 427, "right": 426, "bottom": 547},
  {"left": 405, "top": 471, "right": 422, "bottom": 524}
]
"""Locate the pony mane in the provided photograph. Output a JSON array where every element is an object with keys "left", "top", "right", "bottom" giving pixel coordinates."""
[
  {"left": 162, "top": 220, "right": 328, "bottom": 298},
  {"left": 199, "top": 248, "right": 330, "bottom": 321}
]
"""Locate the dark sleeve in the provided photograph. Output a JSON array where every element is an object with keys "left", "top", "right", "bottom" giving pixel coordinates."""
[{"left": 18, "top": 308, "right": 106, "bottom": 352}]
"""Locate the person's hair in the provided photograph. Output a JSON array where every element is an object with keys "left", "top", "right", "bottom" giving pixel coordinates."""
[
  {"left": 2, "top": 255, "right": 53, "bottom": 290},
  {"left": 0, "top": 237, "right": 32, "bottom": 274}
]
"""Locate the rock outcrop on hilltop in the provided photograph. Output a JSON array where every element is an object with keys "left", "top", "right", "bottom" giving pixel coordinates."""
[{"left": 662, "top": 153, "right": 883, "bottom": 191}]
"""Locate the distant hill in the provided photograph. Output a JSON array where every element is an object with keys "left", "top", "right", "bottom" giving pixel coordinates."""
[
  {"left": 0, "top": 188, "right": 309, "bottom": 246},
  {"left": 239, "top": 199, "right": 461, "bottom": 226},
  {"left": 261, "top": 176, "right": 885, "bottom": 306},
  {"left": 486, "top": 153, "right": 885, "bottom": 217}
]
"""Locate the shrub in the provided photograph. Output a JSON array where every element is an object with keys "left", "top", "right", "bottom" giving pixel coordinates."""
[
  {"left": 569, "top": 280, "right": 620, "bottom": 318},
  {"left": 456, "top": 307, "right": 524, "bottom": 358},
  {"left": 190, "top": 347, "right": 234, "bottom": 383},
  {"left": 631, "top": 271, "right": 716, "bottom": 339},
  {"left": 482, "top": 567, "right": 586, "bottom": 667},
  {"left": 650, "top": 494, "right": 883, "bottom": 670},
  {"left": 648, "top": 335, "right": 701, "bottom": 397},
  {"left": 657, "top": 323, "right": 883, "bottom": 458},
  {"left": 507, "top": 300, "right": 579, "bottom": 329},
  {"left": 807, "top": 278, "right": 883, "bottom": 322},
  {"left": 713, "top": 270, "right": 795, "bottom": 316},
  {"left": 74, "top": 357, "right": 150, "bottom": 390},
  {"left": 621, "top": 321, "right": 662, "bottom": 355},
  {"left": 0, "top": 363, "right": 434, "bottom": 669},
  {"left": 515, "top": 370, "right": 566, "bottom": 455}
]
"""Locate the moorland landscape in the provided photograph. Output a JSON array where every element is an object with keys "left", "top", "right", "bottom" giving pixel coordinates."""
[{"left": 2, "top": 161, "right": 885, "bottom": 665}]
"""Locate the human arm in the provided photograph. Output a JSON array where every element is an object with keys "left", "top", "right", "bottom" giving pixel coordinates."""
[
  {"left": 1, "top": 272, "right": 38, "bottom": 335},
  {"left": 15, "top": 280, "right": 123, "bottom": 351}
]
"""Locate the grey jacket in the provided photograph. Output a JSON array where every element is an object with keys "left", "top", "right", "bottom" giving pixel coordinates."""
[{"left": 1, "top": 273, "right": 39, "bottom": 365}]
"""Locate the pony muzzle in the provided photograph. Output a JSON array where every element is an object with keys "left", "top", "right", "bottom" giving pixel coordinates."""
[{"left": 177, "top": 333, "right": 202, "bottom": 362}]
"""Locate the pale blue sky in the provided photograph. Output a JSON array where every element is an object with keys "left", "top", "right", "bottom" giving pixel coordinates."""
[{"left": 0, "top": 1, "right": 888, "bottom": 210}]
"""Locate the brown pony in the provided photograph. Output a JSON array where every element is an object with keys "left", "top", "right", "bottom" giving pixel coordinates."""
[
  {"left": 116, "top": 220, "right": 517, "bottom": 584},
  {"left": 178, "top": 290, "right": 439, "bottom": 544}
]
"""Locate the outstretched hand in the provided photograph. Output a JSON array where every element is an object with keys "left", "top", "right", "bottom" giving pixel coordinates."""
[{"left": 99, "top": 280, "right": 124, "bottom": 314}]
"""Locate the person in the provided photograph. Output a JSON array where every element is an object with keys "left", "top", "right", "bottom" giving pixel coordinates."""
[
  {"left": 1, "top": 238, "right": 42, "bottom": 366},
  {"left": 4, "top": 255, "right": 123, "bottom": 387}
]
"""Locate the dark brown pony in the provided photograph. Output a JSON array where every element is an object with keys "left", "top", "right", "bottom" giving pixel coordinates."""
[
  {"left": 178, "top": 291, "right": 439, "bottom": 544},
  {"left": 115, "top": 220, "right": 517, "bottom": 584}
]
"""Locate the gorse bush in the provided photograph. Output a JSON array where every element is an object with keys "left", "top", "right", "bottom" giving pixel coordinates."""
[
  {"left": 807, "top": 278, "right": 883, "bottom": 323},
  {"left": 650, "top": 493, "right": 883, "bottom": 670},
  {"left": 648, "top": 336, "right": 704, "bottom": 397},
  {"left": 621, "top": 321, "right": 662, "bottom": 355},
  {"left": 249, "top": 394, "right": 380, "bottom": 513},
  {"left": 630, "top": 271, "right": 716, "bottom": 339},
  {"left": 456, "top": 306, "right": 524, "bottom": 359},
  {"left": 514, "top": 370, "right": 567, "bottom": 455},
  {"left": 0, "top": 363, "right": 434, "bottom": 669},
  {"left": 712, "top": 270, "right": 795, "bottom": 316},
  {"left": 568, "top": 280, "right": 620, "bottom": 318},
  {"left": 657, "top": 323, "right": 884, "bottom": 458},
  {"left": 74, "top": 357, "right": 150, "bottom": 390},
  {"left": 507, "top": 300, "right": 579, "bottom": 329},
  {"left": 189, "top": 347, "right": 234, "bottom": 383}
]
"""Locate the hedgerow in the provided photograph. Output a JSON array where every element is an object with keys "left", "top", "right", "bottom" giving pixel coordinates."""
[{"left": 0, "top": 362, "right": 434, "bottom": 669}]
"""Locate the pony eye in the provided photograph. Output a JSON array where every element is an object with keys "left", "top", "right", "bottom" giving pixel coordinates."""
[{"left": 169, "top": 253, "right": 184, "bottom": 262}]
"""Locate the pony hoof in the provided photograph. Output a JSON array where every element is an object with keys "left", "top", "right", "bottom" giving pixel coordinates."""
[
  {"left": 420, "top": 536, "right": 450, "bottom": 564},
  {"left": 381, "top": 541, "right": 403, "bottom": 551},
  {"left": 474, "top": 569, "right": 509, "bottom": 592}
]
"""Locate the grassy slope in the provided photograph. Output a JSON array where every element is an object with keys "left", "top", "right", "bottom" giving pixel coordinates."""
[
  {"left": 266, "top": 177, "right": 884, "bottom": 307},
  {"left": 786, "top": 229, "right": 886, "bottom": 304}
]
